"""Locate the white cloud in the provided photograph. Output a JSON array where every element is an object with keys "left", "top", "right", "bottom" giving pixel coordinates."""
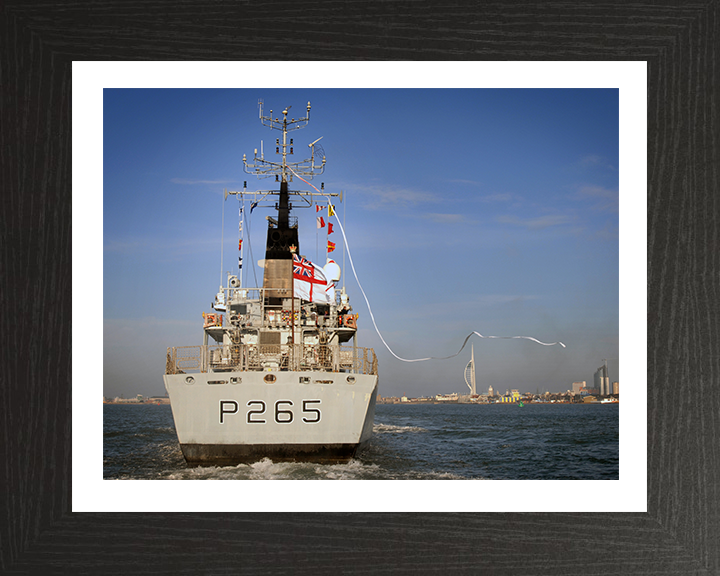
[
  {"left": 472, "top": 294, "right": 538, "bottom": 306},
  {"left": 171, "top": 178, "right": 235, "bottom": 185},
  {"left": 420, "top": 213, "right": 469, "bottom": 224},
  {"left": 103, "top": 239, "right": 145, "bottom": 253},
  {"left": 579, "top": 154, "right": 616, "bottom": 171},
  {"left": 104, "top": 234, "right": 219, "bottom": 257},
  {"left": 577, "top": 185, "right": 619, "bottom": 212},
  {"left": 449, "top": 179, "right": 483, "bottom": 187},
  {"left": 479, "top": 192, "right": 516, "bottom": 203},
  {"left": 496, "top": 214, "right": 575, "bottom": 229},
  {"left": 343, "top": 183, "right": 434, "bottom": 208}
]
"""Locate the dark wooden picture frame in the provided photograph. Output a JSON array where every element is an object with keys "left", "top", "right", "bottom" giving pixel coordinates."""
[{"left": 2, "top": 2, "right": 717, "bottom": 574}]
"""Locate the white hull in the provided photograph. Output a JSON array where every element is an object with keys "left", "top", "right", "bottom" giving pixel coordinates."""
[{"left": 164, "top": 370, "right": 378, "bottom": 465}]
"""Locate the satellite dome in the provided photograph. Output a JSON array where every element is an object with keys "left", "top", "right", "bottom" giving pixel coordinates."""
[{"left": 323, "top": 260, "right": 341, "bottom": 282}]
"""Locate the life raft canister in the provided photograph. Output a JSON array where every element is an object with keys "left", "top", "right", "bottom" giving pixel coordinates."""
[{"left": 203, "top": 312, "right": 222, "bottom": 328}]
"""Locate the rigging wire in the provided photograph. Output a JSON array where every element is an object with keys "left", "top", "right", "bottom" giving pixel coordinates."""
[
  {"left": 243, "top": 196, "right": 259, "bottom": 288},
  {"left": 219, "top": 191, "right": 225, "bottom": 287},
  {"left": 238, "top": 198, "right": 244, "bottom": 287},
  {"left": 288, "top": 168, "right": 566, "bottom": 362}
]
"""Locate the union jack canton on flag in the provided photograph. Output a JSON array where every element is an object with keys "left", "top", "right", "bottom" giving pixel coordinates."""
[{"left": 293, "top": 254, "right": 314, "bottom": 279}]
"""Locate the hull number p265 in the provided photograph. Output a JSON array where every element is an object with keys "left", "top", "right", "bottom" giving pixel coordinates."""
[{"left": 220, "top": 399, "right": 321, "bottom": 424}]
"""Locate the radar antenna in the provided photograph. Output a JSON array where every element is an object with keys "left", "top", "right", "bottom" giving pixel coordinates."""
[{"left": 243, "top": 101, "right": 325, "bottom": 184}]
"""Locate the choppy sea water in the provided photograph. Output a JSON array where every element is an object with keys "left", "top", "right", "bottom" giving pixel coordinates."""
[{"left": 104, "top": 402, "right": 618, "bottom": 480}]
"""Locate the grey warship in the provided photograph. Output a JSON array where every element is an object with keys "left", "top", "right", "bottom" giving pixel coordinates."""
[{"left": 163, "top": 101, "right": 378, "bottom": 466}]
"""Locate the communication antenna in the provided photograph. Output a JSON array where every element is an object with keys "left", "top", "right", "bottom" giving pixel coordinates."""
[
  {"left": 236, "top": 101, "right": 339, "bottom": 212},
  {"left": 243, "top": 101, "right": 324, "bottom": 184}
]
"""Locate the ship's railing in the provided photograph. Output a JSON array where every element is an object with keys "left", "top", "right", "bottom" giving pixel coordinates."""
[{"left": 166, "top": 344, "right": 377, "bottom": 376}]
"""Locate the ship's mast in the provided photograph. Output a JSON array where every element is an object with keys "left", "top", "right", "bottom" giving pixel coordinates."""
[
  {"left": 241, "top": 101, "right": 328, "bottom": 244},
  {"left": 242, "top": 101, "right": 326, "bottom": 188},
  {"left": 224, "top": 102, "right": 342, "bottom": 290},
  {"left": 231, "top": 101, "right": 345, "bottom": 311}
]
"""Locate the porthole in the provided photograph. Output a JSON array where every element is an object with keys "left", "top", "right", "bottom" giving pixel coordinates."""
[
  {"left": 185, "top": 376, "right": 195, "bottom": 384},
  {"left": 346, "top": 376, "right": 356, "bottom": 384},
  {"left": 264, "top": 374, "right": 277, "bottom": 383}
]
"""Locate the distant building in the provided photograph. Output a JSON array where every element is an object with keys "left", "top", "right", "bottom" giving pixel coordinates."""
[
  {"left": 488, "top": 385, "right": 494, "bottom": 397},
  {"left": 594, "top": 363, "right": 610, "bottom": 396},
  {"left": 613, "top": 381, "right": 619, "bottom": 395},
  {"left": 499, "top": 390, "right": 521, "bottom": 403},
  {"left": 572, "top": 381, "right": 586, "bottom": 394},
  {"left": 112, "top": 396, "right": 141, "bottom": 403}
]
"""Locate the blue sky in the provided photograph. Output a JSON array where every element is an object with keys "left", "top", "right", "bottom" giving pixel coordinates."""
[{"left": 103, "top": 88, "right": 619, "bottom": 399}]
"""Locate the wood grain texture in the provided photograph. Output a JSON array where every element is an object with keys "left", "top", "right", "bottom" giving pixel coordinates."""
[{"left": 1, "top": 1, "right": 718, "bottom": 574}]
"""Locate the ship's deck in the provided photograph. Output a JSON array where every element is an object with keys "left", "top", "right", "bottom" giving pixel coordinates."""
[{"left": 166, "top": 343, "right": 377, "bottom": 375}]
